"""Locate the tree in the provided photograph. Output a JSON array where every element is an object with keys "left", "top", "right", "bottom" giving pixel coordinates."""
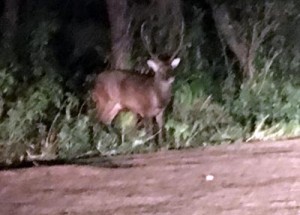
[
  {"left": 106, "top": 0, "right": 132, "bottom": 70},
  {"left": 208, "top": 0, "right": 280, "bottom": 79}
]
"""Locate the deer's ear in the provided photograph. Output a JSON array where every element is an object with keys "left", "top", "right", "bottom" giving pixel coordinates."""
[
  {"left": 147, "top": 60, "right": 159, "bottom": 72},
  {"left": 171, "top": 58, "right": 181, "bottom": 69}
]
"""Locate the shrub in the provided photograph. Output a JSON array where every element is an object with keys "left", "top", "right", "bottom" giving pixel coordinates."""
[
  {"left": 165, "top": 75, "right": 244, "bottom": 149},
  {"left": 231, "top": 71, "right": 300, "bottom": 140}
]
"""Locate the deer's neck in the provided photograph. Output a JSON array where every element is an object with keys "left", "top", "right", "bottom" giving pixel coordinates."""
[{"left": 154, "top": 77, "right": 173, "bottom": 103}]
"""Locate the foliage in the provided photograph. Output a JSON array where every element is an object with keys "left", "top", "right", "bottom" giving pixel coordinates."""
[
  {"left": 166, "top": 77, "right": 244, "bottom": 148},
  {"left": 0, "top": 10, "right": 111, "bottom": 164},
  {"left": 231, "top": 72, "right": 300, "bottom": 140}
]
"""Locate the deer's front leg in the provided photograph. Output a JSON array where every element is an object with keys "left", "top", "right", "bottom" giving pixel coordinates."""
[{"left": 155, "top": 111, "right": 164, "bottom": 145}]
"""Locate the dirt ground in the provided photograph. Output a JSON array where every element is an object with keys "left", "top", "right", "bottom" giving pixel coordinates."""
[{"left": 1, "top": 139, "right": 300, "bottom": 215}]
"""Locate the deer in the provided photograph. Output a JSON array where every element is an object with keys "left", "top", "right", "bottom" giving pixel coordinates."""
[{"left": 92, "top": 21, "right": 184, "bottom": 144}]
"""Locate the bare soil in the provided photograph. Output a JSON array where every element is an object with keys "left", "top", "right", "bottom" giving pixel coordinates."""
[{"left": 1, "top": 139, "right": 300, "bottom": 215}]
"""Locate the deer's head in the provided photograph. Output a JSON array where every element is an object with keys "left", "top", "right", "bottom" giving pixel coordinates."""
[{"left": 141, "top": 21, "right": 184, "bottom": 84}]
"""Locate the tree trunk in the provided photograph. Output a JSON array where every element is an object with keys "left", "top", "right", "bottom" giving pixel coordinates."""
[
  {"left": 208, "top": 1, "right": 254, "bottom": 79},
  {"left": 106, "top": 0, "right": 132, "bottom": 70}
]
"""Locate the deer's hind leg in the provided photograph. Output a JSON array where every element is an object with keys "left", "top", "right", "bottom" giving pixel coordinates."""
[
  {"left": 100, "top": 101, "right": 122, "bottom": 125},
  {"left": 99, "top": 101, "right": 123, "bottom": 141}
]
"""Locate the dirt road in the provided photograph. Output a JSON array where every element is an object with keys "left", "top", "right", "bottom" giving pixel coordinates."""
[{"left": 1, "top": 139, "right": 300, "bottom": 215}]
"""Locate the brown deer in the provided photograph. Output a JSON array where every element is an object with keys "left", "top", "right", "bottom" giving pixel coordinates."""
[{"left": 92, "top": 22, "right": 184, "bottom": 144}]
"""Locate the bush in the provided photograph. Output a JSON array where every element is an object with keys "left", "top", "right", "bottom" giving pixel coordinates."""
[
  {"left": 231, "top": 72, "right": 300, "bottom": 140},
  {"left": 165, "top": 74, "right": 244, "bottom": 149},
  {"left": 0, "top": 12, "right": 114, "bottom": 164},
  {"left": 0, "top": 69, "right": 118, "bottom": 163}
]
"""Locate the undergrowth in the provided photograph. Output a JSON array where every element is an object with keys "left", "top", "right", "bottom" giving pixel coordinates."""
[{"left": 1, "top": 59, "right": 300, "bottom": 165}]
